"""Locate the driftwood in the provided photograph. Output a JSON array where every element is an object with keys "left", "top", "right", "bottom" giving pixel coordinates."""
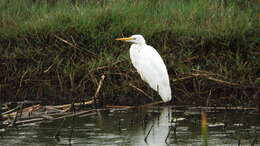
[
  {"left": 0, "top": 99, "right": 97, "bottom": 127},
  {"left": 1, "top": 98, "right": 167, "bottom": 128}
]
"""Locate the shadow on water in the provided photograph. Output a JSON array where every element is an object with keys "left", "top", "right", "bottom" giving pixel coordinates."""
[{"left": 1, "top": 106, "right": 260, "bottom": 146}]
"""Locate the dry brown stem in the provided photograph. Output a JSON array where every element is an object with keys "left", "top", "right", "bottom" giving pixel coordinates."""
[
  {"left": 93, "top": 75, "right": 105, "bottom": 108},
  {"left": 129, "top": 83, "right": 153, "bottom": 101},
  {"left": 173, "top": 70, "right": 260, "bottom": 89}
]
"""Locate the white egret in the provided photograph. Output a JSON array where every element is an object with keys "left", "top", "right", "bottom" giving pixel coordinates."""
[{"left": 116, "top": 34, "right": 172, "bottom": 102}]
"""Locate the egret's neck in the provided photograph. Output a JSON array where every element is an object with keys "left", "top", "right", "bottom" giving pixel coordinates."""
[{"left": 135, "top": 41, "right": 146, "bottom": 46}]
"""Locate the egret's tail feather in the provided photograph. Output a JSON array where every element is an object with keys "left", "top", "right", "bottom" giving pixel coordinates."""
[{"left": 159, "top": 86, "right": 172, "bottom": 102}]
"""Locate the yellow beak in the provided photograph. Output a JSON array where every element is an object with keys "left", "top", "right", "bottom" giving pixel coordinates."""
[{"left": 115, "top": 37, "right": 134, "bottom": 41}]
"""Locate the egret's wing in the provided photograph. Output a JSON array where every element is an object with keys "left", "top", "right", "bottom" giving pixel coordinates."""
[
  {"left": 130, "top": 45, "right": 172, "bottom": 102},
  {"left": 129, "top": 44, "right": 149, "bottom": 82},
  {"left": 139, "top": 45, "right": 169, "bottom": 88}
]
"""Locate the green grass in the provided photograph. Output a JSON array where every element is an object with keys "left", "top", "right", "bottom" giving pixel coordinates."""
[
  {"left": 1, "top": 0, "right": 259, "bottom": 39},
  {"left": 0, "top": 0, "right": 259, "bottom": 105}
]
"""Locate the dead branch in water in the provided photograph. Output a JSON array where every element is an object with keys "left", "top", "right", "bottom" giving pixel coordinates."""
[
  {"left": 1, "top": 99, "right": 165, "bottom": 127},
  {"left": 1, "top": 100, "right": 96, "bottom": 127}
]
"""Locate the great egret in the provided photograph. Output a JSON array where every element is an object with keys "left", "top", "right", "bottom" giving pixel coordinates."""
[{"left": 116, "top": 34, "right": 172, "bottom": 102}]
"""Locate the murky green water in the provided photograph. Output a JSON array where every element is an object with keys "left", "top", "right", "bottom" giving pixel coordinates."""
[{"left": 1, "top": 106, "right": 260, "bottom": 146}]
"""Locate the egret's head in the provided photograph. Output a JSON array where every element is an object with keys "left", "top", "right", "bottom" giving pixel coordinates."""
[{"left": 116, "top": 34, "right": 146, "bottom": 45}]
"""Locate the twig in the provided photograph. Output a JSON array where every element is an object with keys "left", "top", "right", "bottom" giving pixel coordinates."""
[
  {"left": 192, "top": 69, "right": 226, "bottom": 78},
  {"left": 206, "top": 89, "right": 212, "bottom": 107},
  {"left": 12, "top": 118, "right": 44, "bottom": 126},
  {"left": 129, "top": 83, "right": 153, "bottom": 101},
  {"left": 94, "top": 75, "right": 105, "bottom": 98},
  {"left": 54, "top": 35, "right": 77, "bottom": 48},
  {"left": 93, "top": 75, "right": 105, "bottom": 108},
  {"left": 43, "top": 64, "right": 54, "bottom": 73},
  {"left": 106, "top": 105, "right": 133, "bottom": 109},
  {"left": 56, "top": 71, "right": 63, "bottom": 91},
  {"left": 19, "top": 70, "right": 28, "bottom": 88},
  {"left": 54, "top": 35, "right": 96, "bottom": 56},
  {"left": 3, "top": 104, "right": 41, "bottom": 118},
  {"left": 172, "top": 75, "right": 194, "bottom": 83},
  {"left": 203, "top": 75, "right": 240, "bottom": 86},
  {"left": 32, "top": 112, "right": 54, "bottom": 120},
  {"left": 45, "top": 106, "right": 66, "bottom": 113},
  {"left": 2, "top": 106, "right": 21, "bottom": 116},
  {"left": 89, "top": 60, "right": 127, "bottom": 73},
  {"left": 54, "top": 100, "right": 93, "bottom": 110},
  {"left": 174, "top": 71, "right": 260, "bottom": 89}
]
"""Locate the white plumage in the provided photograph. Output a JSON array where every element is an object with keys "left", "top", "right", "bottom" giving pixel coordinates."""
[{"left": 116, "top": 34, "right": 172, "bottom": 102}]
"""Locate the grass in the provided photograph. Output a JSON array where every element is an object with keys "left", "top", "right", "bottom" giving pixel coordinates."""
[
  {"left": 1, "top": 0, "right": 259, "bottom": 39},
  {"left": 0, "top": 0, "right": 259, "bottom": 105}
]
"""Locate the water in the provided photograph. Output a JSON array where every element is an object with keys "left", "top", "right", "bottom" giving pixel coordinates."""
[{"left": 1, "top": 106, "right": 260, "bottom": 146}]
